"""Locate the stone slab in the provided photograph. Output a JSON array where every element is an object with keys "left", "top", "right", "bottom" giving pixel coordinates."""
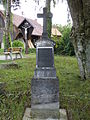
[
  {"left": 23, "top": 108, "right": 68, "bottom": 120},
  {"left": 31, "top": 102, "right": 59, "bottom": 110},
  {"left": 34, "top": 68, "right": 56, "bottom": 78},
  {"left": 31, "top": 78, "right": 59, "bottom": 106}
]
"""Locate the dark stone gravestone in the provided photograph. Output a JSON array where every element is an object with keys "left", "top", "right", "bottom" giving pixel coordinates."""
[
  {"left": 37, "top": 47, "right": 54, "bottom": 67},
  {"left": 31, "top": 7, "right": 60, "bottom": 119}
]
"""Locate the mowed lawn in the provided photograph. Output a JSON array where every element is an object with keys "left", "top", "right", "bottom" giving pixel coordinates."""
[{"left": 0, "top": 54, "right": 90, "bottom": 120}]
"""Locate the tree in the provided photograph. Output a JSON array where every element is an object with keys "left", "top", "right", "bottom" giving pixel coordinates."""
[
  {"left": 1, "top": 0, "right": 20, "bottom": 50},
  {"left": 1, "top": 0, "right": 12, "bottom": 49},
  {"left": 5, "top": 0, "right": 11, "bottom": 49},
  {"left": 67, "top": 0, "right": 90, "bottom": 80},
  {"left": 35, "top": 0, "right": 90, "bottom": 80},
  {"left": 54, "top": 24, "right": 75, "bottom": 56}
]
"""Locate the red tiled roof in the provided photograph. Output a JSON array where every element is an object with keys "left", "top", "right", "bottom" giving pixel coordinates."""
[
  {"left": 13, "top": 14, "right": 25, "bottom": 27},
  {"left": 27, "top": 18, "right": 42, "bottom": 36},
  {"left": 12, "top": 14, "right": 43, "bottom": 36}
]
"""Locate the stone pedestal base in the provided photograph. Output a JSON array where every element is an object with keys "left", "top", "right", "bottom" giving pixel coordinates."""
[
  {"left": 23, "top": 108, "right": 68, "bottom": 120},
  {"left": 31, "top": 77, "right": 59, "bottom": 109},
  {"left": 31, "top": 109, "right": 60, "bottom": 119}
]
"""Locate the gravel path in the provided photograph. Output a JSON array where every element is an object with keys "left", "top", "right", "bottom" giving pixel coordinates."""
[
  {"left": 0, "top": 55, "right": 6, "bottom": 60},
  {"left": 0, "top": 55, "right": 24, "bottom": 60}
]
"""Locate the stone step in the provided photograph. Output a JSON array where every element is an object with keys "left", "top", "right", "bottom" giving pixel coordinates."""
[{"left": 23, "top": 108, "right": 68, "bottom": 120}]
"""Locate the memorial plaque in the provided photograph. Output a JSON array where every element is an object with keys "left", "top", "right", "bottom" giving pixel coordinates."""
[{"left": 37, "top": 47, "right": 54, "bottom": 67}]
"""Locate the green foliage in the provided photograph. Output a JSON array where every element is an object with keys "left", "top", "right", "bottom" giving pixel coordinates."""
[
  {"left": 28, "top": 48, "right": 36, "bottom": 54},
  {"left": 12, "top": 40, "right": 24, "bottom": 49},
  {"left": 53, "top": 24, "right": 75, "bottom": 56},
  {"left": 3, "top": 33, "right": 12, "bottom": 49},
  {"left": 0, "top": 49, "right": 4, "bottom": 55}
]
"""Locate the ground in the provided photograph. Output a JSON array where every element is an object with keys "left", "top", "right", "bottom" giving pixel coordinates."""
[{"left": 0, "top": 54, "right": 90, "bottom": 120}]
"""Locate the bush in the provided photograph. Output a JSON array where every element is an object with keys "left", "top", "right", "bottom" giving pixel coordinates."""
[
  {"left": 12, "top": 40, "right": 24, "bottom": 49},
  {"left": 53, "top": 24, "right": 75, "bottom": 56},
  {"left": 28, "top": 48, "right": 36, "bottom": 53},
  {"left": 0, "top": 49, "right": 4, "bottom": 55}
]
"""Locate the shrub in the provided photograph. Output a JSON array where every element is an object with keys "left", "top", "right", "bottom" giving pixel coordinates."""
[
  {"left": 53, "top": 24, "right": 75, "bottom": 56},
  {"left": 28, "top": 48, "right": 36, "bottom": 53},
  {"left": 0, "top": 49, "right": 4, "bottom": 55},
  {"left": 12, "top": 40, "right": 24, "bottom": 49}
]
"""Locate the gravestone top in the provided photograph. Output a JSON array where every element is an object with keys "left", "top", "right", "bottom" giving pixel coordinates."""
[{"left": 37, "top": 7, "right": 52, "bottom": 39}]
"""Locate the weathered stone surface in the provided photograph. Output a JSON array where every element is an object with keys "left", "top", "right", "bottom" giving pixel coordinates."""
[
  {"left": 23, "top": 108, "right": 68, "bottom": 120},
  {"left": 31, "top": 102, "right": 59, "bottom": 110},
  {"left": 31, "top": 77, "right": 59, "bottom": 107},
  {"left": 35, "top": 40, "right": 55, "bottom": 47},
  {"left": 31, "top": 109, "right": 60, "bottom": 119},
  {"left": 34, "top": 67, "right": 56, "bottom": 78}
]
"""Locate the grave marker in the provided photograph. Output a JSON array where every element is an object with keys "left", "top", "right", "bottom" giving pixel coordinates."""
[{"left": 31, "top": 7, "right": 60, "bottom": 119}]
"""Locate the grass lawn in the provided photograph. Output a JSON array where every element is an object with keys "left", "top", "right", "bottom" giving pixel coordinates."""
[{"left": 0, "top": 54, "right": 90, "bottom": 120}]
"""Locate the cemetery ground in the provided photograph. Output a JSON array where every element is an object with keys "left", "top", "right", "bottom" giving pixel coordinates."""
[{"left": 0, "top": 53, "right": 90, "bottom": 120}]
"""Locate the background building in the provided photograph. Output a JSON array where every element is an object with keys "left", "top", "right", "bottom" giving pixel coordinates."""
[{"left": 0, "top": 10, "right": 62, "bottom": 49}]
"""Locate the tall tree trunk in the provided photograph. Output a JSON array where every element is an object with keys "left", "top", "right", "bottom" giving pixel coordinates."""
[
  {"left": 25, "top": 39, "right": 29, "bottom": 54},
  {"left": 67, "top": 0, "right": 90, "bottom": 80},
  {"left": 5, "top": 0, "right": 11, "bottom": 50},
  {"left": 46, "top": 0, "right": 52, "bottom": 38}
]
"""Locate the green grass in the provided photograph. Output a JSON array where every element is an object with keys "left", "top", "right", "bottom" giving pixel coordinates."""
[
  {"left": 0, "top": 54, "right": 90, "bottom": 120},
  {"left": 0, "top": 49, "right": 4, "bottom": 55}
]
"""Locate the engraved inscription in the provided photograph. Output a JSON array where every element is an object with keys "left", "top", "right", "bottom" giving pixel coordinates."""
[{"left": 38, "top": 48, "right": 53, "bottom": 67}]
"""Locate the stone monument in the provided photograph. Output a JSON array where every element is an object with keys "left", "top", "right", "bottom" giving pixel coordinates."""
[{"left": 31, "top": 7, "right": 60, "bottom": 119}]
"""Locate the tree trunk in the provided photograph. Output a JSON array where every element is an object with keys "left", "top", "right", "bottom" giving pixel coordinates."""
[
  {"left": 25, "top": 39, "right": 29, "bottom": 54},
  {"left": 67, "top": 0, "right": 90, "bottom": 80},
  {"left": 46, "top": 0, "right": 52, "bottom": 38},
  {"left": 5, "top": 0, "right": 11, "bottom": 50}
]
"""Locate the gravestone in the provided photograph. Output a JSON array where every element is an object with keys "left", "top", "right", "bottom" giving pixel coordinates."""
[{"left": 31, "top": 7, "right": 60, "bottom": 119}]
